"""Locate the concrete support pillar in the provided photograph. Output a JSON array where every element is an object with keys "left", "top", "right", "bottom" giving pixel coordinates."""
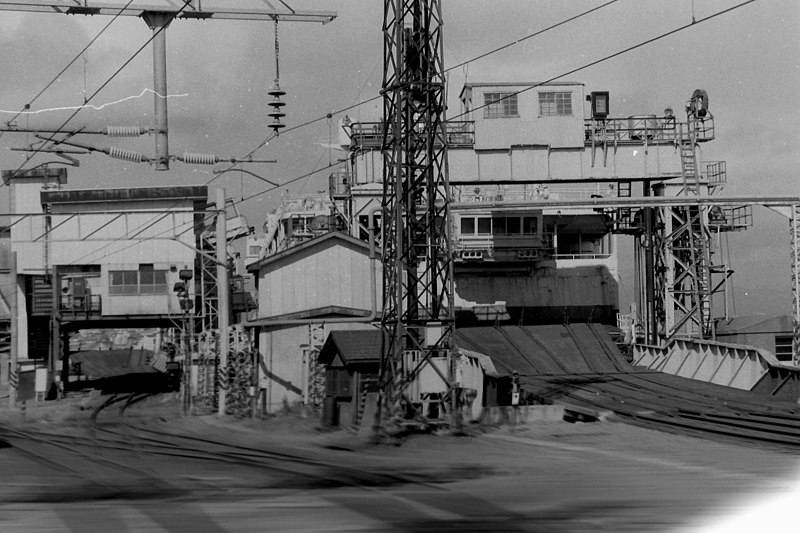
[{"left": 143, "top": 13, "right": 171, "bottom": 170}]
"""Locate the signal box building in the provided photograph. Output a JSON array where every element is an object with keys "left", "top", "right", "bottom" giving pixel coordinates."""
[{"left": 3, "top": 167, "right": 207, "bottom": 396}]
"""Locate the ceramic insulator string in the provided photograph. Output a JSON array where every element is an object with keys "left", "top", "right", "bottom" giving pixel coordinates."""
[{"left": 106, "top": 125, "right": 144, "bottom": 137}]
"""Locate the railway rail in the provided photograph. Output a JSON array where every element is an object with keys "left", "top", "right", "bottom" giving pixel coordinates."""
[
  {"left": 525, "top": 372, "right": 800, "bottom": 450},
  {"left": 0, "top": 391, "right": 467, "bottom": 500}
]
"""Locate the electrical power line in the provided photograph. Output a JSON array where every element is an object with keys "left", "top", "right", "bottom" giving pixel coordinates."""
[
  {"left": 451, "top": 0, "right": 759, "bottom": 121},
  {"left": 236, "top": 0, "right": 624, "bottom": 158},
  {"left": 0, "top": 0, "right": 136, "bottom": 137},
  {"left": 3, "top": 0, "right": 193, "bottom": 184},
  {"left": 226, "top": 0, "right": 759, "bottom": 211},
  {"left": 47, "top": 0, "right": 759, "bottom": 264},
  {"left": 65, "top": 159, "right": 340, "bottom": 266}
]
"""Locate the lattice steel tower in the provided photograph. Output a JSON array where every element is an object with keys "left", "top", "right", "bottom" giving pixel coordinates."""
[{"left": 379, "top": 0, "right": 456, "bottom": 423}]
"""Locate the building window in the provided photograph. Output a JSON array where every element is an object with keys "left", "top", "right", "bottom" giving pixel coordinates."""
[
  {"left": 484, "top": 92, "right": 518, "bottom": 118},
  {"left": 491, "top": 217, "right": 506, "bottom": 235},
  {"left": 460, "top": 217, "right": 475, "bottom": 235},
  {"left": 326, "top": 368, "right": 352, "bottom": 397},
  {"left": 506, "top": 217, "right": 521, "bottom": 235},
  {"left": 109, "top": 266, "right": 168, "bottom": 296},
  {"left": 775, "top": 335, "right": 793, "bottom": 362},
  {"left": 291, "top": 215, "right": 313, "bottom": 236},
  {"left": 477, "top": 217, "right": 492, "bottom": 234},
  {"left": 539, "top": 91, "right": 572, "bottom": 116},
  {"left": 523, "top": 216, "right": 539, "bottom": 235}
]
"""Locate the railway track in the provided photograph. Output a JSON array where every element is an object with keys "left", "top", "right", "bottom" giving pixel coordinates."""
[
  {"left": 1, "top": 391, "right": 466, "bottom": 500},
  {"left": 525, "top": 372, "right": 800, "bottom": 450}
]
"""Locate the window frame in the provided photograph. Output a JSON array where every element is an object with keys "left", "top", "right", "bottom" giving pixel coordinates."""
[
  {"left": 775, "top": 335, "right": 794, "bottom": 362},
  {"left": 460, "top": 217, "right": 476, "bottom": 235},
  {"left": 108, "top": 266, "right": 169, "bottom": 296},
  {"left": 538, "top": 91, "right": 573, "bottom": 117},
  {"left": 483, "top": 92, "right": 519, "bottom": 119}
]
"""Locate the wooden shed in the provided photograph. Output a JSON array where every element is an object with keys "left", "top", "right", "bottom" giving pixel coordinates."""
[{"left": 317, "top": 329, "right": 381, "bottom": 427}]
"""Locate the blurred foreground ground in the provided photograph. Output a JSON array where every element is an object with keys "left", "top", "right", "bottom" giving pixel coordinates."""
[{"left": 0, "top": 394, "right": 798, "bottom": 532}]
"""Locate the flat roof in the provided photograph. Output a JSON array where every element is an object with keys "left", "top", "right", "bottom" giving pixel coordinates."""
[
  {"left": 41, "top": 185, "right": 208, "bottom": 205},
  {"left": 460, "top": 81, "right": 584, "bottom": 99},
  {"left": 462, "top": 81, "right": 584, "bottom": 88}
]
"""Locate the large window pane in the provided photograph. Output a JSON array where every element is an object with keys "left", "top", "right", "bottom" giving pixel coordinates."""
[
  {"left": 484, "top": 92, "right": 518, "bottom": 118},
  {"left": 506, "top": 217, "right": 521, "bottom": 234},
  {"left": 492, "top": 217, "right": 506, "bottom": 235},
  {"left": 460, "top": 217, "right": 475, "bottom": 234},
  {"left": 477, "top": 217, "right": 491, "bottom": 234},
  {"left": 539, "top": 92, "right": 572, "bottom": 116},
  {"left": 523, "top": 216, "right": 539, "bottom": 235}
]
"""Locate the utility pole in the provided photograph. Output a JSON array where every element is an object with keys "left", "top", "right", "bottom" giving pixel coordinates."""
[
  {"left": 380, "top": 0, "right": 457, "bottom": 429},
  {"left": 8, "top": 252, "right": 18, "bottom": 408},
  {"left": 142, "top": 13, "right": 171, "bottom": 170},
  {"left": 0, "top": 2, "right": 337, "bottom": 170},
  {"left": 216, "top": 188, "right": 230, "bottom": 415}
]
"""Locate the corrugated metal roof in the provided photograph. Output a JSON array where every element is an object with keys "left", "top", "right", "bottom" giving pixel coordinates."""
[
  {"left": 318, "top": 329, "right": 382, "bottom": 366},
  {"left": 41, "top": 185, "right": 208, "bottom": 204},
  {"left": 455, "top": 324, "right": 629, "bottom": 377},
  {"left": 244, "top": 305, "right": 374, "bottom": 328},
  {"left": 70, "top": 349, "right": 160, "bottom": 378}
]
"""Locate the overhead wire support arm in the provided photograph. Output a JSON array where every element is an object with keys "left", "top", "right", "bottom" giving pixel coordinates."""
[
  {"left": 0, "top": 1, "right": 337, "bottom": 22},
  {"left": 2, "top": 126, "right": 153, "bottom": 136},
  {"left": 0, "top": 1, "right": 337, "bottom": 171}
]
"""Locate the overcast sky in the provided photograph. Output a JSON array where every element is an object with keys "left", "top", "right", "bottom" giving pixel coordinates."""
[{"left": 0, "top": 0, "right": 797, "bottom": 317}]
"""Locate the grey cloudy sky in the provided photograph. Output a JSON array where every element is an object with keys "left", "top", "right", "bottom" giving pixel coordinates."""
[{"left": 0, "top": 0, "right": 797, "bottom": 316}]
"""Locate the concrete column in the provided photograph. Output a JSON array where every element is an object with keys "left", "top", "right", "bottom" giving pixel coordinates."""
[{"left": 143, "top": 13, "right": 171, "bottom": 170}]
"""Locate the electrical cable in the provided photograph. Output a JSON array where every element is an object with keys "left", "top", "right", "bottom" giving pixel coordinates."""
[
  {"left": 65, "top": 159, "right": 341, "bottom": 266},
  {"left": 3, "top": 0, "right": 193, "bottom": 183},
  {"left": 226, "top": 0, "right": 759, "bottom": 211},
  {"left": 237, "top": 0, "right": 624, "bottom": 155},
  {"left": 449, "top": 0, "right": 758, "bottom": 121},
  {"left": 446, "top": 0, "right": 620, "bottom": 74},
  {"left": 0, "top": 0, "right": 136, "bottom": 142},
  {"left": 48, "top": 0, "right": 758, "bottom": 264}
]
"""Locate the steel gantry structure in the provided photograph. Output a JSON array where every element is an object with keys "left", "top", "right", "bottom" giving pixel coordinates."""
[
  {"left": 379, "top": 0, "right": 457, "bottom": 426},
  {"left": 453, "top": 195, "right": 800, "bottom": 363}
]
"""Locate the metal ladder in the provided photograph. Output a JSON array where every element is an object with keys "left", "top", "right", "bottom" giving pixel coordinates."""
[{"left": 670, "top": 121, "right": 712, "bottom": 337}]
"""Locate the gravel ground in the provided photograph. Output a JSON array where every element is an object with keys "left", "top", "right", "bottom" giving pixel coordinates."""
[{"left": 1, "top": 394, "right": 798, "bottom": 532}]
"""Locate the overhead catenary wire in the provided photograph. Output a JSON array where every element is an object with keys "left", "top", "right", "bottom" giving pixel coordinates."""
[
  {"left": 0, "top": 0, "right": 136, "bottom": 140},
  {"left": 65, "top": 159, "right": 340, "bottom": 267},
  {"left": 56, "top": 0, "right": 759, "bottom": 264},
  {"left": 451, "top": 0, "right": 759, "bottom": 121},
  {"left": 2, "top": 0, "right": 194, "bottom": 185},
  {"left": 236, "top": 0, "right": 625, "bottom": 152},
  {"left": 226, "top": 0, "right": 760, "bottom": 211}
]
